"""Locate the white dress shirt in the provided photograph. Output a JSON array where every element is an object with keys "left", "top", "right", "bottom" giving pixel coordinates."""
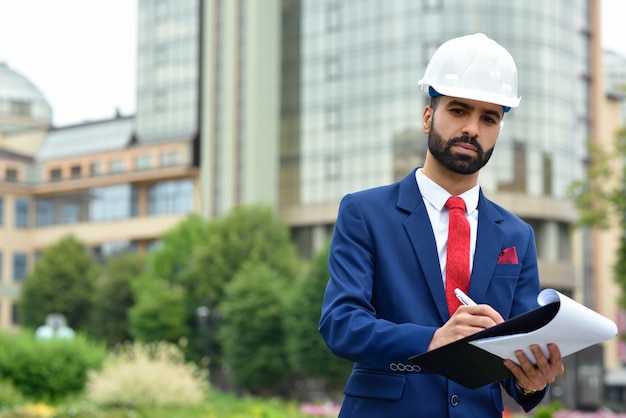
[{"left": 415, "top": 168, "right": 479, "bottom": 285}]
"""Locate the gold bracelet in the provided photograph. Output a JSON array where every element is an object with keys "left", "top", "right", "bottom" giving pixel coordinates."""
[{"left": 516, "top": 381, "right": 544, "bottom": 396}]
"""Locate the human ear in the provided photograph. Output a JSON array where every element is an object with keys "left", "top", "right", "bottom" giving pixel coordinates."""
[{"left": 423, "top": 106, "right": 433, "bottom": 134}]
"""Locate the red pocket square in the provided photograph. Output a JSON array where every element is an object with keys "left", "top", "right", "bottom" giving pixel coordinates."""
[{"left": 498, "top": 246, "right": 518, "bottom": 264}]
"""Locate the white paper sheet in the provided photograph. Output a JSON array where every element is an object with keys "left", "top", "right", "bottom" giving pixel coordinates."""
[{"left": 469, "top": 289, "right": 618, "bottom": 364}]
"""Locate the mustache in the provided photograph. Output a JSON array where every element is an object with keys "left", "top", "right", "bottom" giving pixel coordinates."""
[{"left": 447, "top": 136, "right": 483, "bottom": 153}]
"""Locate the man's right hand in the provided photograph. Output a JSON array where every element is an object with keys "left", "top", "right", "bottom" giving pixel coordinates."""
[{"left": 427, "top": 304, "right": 504, "bottom": 351}]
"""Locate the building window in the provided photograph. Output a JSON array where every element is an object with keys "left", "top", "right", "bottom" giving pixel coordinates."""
[
  {"left": 70, "top": 165, "right": 82, "bottom": 178},
  {"left": 543, "top": 152, "right": 553, "bottom": 196},
  {"left": 50, "top": 168, "right": 62, "bottom": 181},
  {"left": 13, "top": 253, "right": 28, "bottom": 280},
  {"left": 90, "top": 162, "right": 103, "bottom": 176},
  {"left": 155, "top": 0, "right": 168, "bottom": 18},
  {"left": 160, "top": 151, "right": 179, "bottom": 167},
  {"left": 558, "top": 222, "right": 572, "bottom": 261},
  {"left": 5, "top": 168, "right": 18, "bottom": 182},
  {"left": 325, "top": 107, "right": 340, "bottom": 130},
  {"left": 135, "top": 154, "right": 152, "bottom": 170},
  {"left": 423, "top": 0, "right": 443, "bottom": 11},
  {"left": 146, "top": 239, "right": 162, "bottom": 253},
  {"left": 0, "top": 197, "right": 4, "bottom": 225},
  {"left": 36, "top": 199, "right": 54, "bottom": 226},
  {"left": 14, "top": 198, "right": 29, "bottom": 228},
  {"left": 60, "top": 203, "right": 80, "bottom": 224},
  {"left": 497, "top": 141, "right": 527, "bottom": 193},
  {"left": 109, "top": 159, "right": 125, "bottom": 174},
  {"left": 326, "top": 57, "right": 340, "bottom": 80},
  {"left": 92, "top": 241, "right": 138, "bottom": 261},
  {"left": 11, "top": 303, "right": 19, "bottom": 325},
  {"left": 147, "top": 179, "right": 193, "bottom": 215},
  {"left": 89, "top": 184, "right": 138, "bottom": 221},
  {"left": 325, "top": 155, "right": 341, "bottom": 181},
  {"left": 155, "top": 45, "right": 168, "bottom": 66},
  {"left": 154, "top": 89, "right": 167, "bottom": 113},
  {"left": 325, "top": 2, "right": 341, "bottom": 31}
]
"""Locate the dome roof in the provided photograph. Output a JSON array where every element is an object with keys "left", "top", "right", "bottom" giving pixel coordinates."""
[{"left": 0, "top": 62, "right": 52, "bottom": 134}]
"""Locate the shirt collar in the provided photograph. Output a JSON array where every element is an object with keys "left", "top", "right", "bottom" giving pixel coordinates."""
[{"left": 415, "top": 168, "right": 480, "bottom": 214}]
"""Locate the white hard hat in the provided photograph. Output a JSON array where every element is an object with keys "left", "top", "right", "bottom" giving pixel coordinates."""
[{"left": 418, "top": 33, "right": 521, "bottom": 111}]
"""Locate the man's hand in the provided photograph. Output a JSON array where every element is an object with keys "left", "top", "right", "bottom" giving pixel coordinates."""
[
  {"left": 503, "top": 343, "right": 564, "bottom": 394},
  {"left": 428, "top": 305, "right": 504, "bottom": 351}
]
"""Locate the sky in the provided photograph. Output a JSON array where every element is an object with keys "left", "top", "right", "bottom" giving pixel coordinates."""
[{"left": 0, "top": 0, "right": 624, "bottom": 127}]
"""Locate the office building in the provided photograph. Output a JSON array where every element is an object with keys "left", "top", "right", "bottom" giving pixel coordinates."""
[
  {"left": 3, "top": 0, "right": 625, "bottom": 407},
  {"left": 0, "top": 59, "right": 199, "bottom": 329}
]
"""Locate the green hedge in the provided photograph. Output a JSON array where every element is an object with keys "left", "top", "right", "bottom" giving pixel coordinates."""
[
  {"left": 0, "top": 379, "right": 24, "bottom": 408},
  {"left": 0, "top": 331, "right": 107, "bottom": 401}
]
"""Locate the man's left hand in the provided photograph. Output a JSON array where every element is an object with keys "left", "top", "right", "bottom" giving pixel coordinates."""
[{"left": 503, "top": 343, "right": 564, "bottom": 394}]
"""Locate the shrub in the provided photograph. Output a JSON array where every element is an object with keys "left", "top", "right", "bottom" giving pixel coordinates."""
[
  {"left": 86, "top": 341, "right": 208, "bottom": 407},
  {"left": 0, "top": 379, "right": 24, "bottom": 408},
  {"left": 0, "top": 332, "right": 106, "bottom": 401}
]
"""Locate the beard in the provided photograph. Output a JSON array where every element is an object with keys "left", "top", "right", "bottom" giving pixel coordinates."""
[{"left": 427, "top": 124, "right": 494, "bottom": 175}]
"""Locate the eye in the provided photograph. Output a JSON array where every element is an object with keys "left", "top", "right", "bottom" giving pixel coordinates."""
[
  {"left": 450, "top": 108, "right": 465, "bottom": 116},
  {"left": 482, "top": 115, "right": 498, "bottom": 125}
]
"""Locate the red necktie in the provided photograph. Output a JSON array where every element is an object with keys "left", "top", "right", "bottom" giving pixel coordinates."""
[{"left": 445, "top": 196, "right": 470, "bottom": 315}]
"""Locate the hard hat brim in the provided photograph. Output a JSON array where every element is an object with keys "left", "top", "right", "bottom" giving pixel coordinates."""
[{"left": 419, "top": 82, "right": 521, "bottom": 108}]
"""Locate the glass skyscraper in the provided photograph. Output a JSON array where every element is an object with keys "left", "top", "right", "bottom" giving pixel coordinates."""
[
  {"left": 136, "top": 0, "right": 200, "bottom": 143},
  {"left": 280, "top": 0, "right": 591, "bottom": 294}
]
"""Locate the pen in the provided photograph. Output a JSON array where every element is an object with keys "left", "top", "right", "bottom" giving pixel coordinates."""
[{"left": 454, "top": 288, "right": 477, "bottom": 306}]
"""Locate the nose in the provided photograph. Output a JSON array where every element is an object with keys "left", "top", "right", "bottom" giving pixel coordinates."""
[{"left": 462, "top": 116, "right": 480, "bottom": 138}]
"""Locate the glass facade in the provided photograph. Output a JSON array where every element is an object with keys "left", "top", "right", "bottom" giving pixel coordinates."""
[
  {"left": 136, "top": 0, "right": 200, "bottom": 142},
  {"left": 281, "top": 0, "right": 589, "bottom": 205},
  {"left": 34, "top": 180, "right": 193, "bottom": 227},
  {"left": 36, "top": 185, "right": 138, "bottom": 226}
]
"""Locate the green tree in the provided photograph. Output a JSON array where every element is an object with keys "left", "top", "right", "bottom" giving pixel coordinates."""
[
  {"left": 185, "top": 204, "right": 300, "bottom": 310},
  {"left": 217, "top": 262, "right": 290, "bottom": 394},
  {"left": 147, "top": 214, "right": 208, "bottom": 285},
  {"left": 18, "top": 235, "right": 97, "bottom": 330},
  {"left": 183, "top": 204, "right": 301, "bottom": 365},
  {"left": 128, "top": 277, "right": 188, "bottom": 343},
  {"left": 88, "top": 253, "right": 145, "bottom": 346},
  {"left": 130, "top": 205, "right": 301, "bottom": 369},
  {"left": 141, "top": 215, "right": 210, "bottom": 359},
  {"left": 567, "top": 140, "right": 617, "bottom": 229},
  {"left": 284, "top": 245, "right": 353, "bottom": 387},
  {"left": 568, "top": 127, "right": 626, "bottom": 306}
]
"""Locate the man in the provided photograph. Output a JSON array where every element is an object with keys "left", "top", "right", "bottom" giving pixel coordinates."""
[{"left": 319, "top": 33, "right": 565, "bottom": 417}]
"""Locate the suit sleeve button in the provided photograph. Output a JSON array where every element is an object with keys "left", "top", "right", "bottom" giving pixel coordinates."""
[{"left": 450, "top": 394, "right": 459, "bottom": 406}]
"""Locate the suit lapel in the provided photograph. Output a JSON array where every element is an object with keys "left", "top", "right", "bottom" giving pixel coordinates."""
[
  {"left": 398, "top": 171, "right": 450, "bottom": 322},
  {"left": 470, "top": 191, "right": 504, "bottom": 302}
]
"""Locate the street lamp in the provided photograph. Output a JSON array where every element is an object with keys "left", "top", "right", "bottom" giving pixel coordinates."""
[{"left": 196, "top": 306, "right": 211, "bottom": 365}]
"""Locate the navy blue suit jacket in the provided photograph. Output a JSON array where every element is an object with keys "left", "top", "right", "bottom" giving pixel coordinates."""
[{"left": 319, "top": 170, "right": 546, "bottom": 417}]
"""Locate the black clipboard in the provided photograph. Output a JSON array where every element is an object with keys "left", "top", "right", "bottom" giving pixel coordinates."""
[{"left": 408, "top": 301, "right": 560, "bottom": 389}]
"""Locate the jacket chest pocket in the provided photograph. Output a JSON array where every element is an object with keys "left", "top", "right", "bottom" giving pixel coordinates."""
[{"left": 492, "top": 263, "right": 522, "bottom": 279}]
